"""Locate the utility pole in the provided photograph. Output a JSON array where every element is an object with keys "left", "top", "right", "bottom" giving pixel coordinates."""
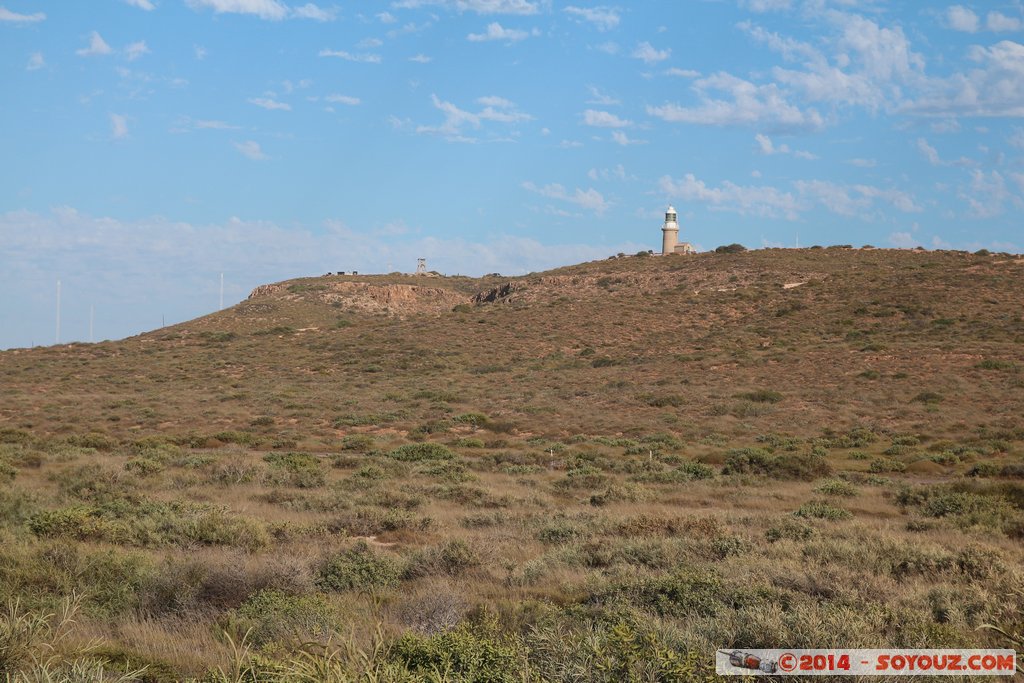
[{"left": 55, "top": 279, "right": 61, "bottom": 345}]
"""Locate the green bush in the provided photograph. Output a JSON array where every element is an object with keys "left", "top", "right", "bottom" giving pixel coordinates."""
[
  {"left": 594, "top": 569, "right": 727, "bottom": 618},
  {"left": 722, "top": 448, "right": 831, "bottom": 480},
  {"left": 340, "top": 434, "right": 375, "bottom": 451},
  {"left": 814, "top": 479, "right": 858, "bottom": 497},
  {"left": 388, "top": 443, "right": 455, "bottom": 462},
  {"left": 390, "top": 622, "right": 525, "bottom": 683},
  {"left": 28, "top": 501, "right": 269, "bottom": 550},
  {"left": 402, "top": 539, "right": 480, "bottom": 579},
  {"left": 794, "top": 501, "right": 852, "bottom": 521},
  {"left": 0, "top": 460, "right": 16, "bottom": 484},
  {"left": 316, "top": 542, "right": 401, "bottom": 592},
  {"left": 766, "top": 518, "right": 814, "bottom": 542},
  {"left": 229, "top": 588, "right": 336, "bottom": 647},
  {"left": 263, "top": 453, "right": 326, "bottom": 488},
  {"left": 715, "top": 243, "right": 747, "bottom": 253},
  {"left": 869, "top": 458, "right": 906, "bottom": 473},
  {"left": 124, "top": 458, "right": 164, "bottom": 477}
]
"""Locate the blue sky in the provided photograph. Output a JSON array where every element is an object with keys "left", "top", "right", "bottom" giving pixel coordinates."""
[{"left": 1, "top": 0, "right": 1023, "bottom": 348}]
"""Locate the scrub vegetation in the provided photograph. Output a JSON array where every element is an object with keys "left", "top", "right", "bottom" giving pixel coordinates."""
[{"left": 0, "top": 248, "right": 1022, "bottom": 681}]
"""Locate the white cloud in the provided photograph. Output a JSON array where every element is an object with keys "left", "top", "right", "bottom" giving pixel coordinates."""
[
  {"left": 392, "top": 0, "right": 539, "bottom": 15},
  {"left": 377, "top": 11, "right": 397, "bottom": 22},
  {"left": 888, "top": 231, "right": 917, "bottom": 248},
  {"left": 26, "top": 52, "right": 44, "bottom": 71},
  {"left": 742, "top": 0, "right": 792, "bottom": 11},
  {"left": 611, "top": 130, "right": 645, "bottom": 146},
  {"left": 987, "top": 11, "right": 1022, "bottom": 32},
  {"left": 110, "top": 114, "right": 129, "bottom": 140},
  {"left": 124, "top": 40, "right": 150, "bottom": 61},
  {"left": 594, "top": 41, "right": 619, "bottom": 55},
  {"left": 632, "top": 41, "right": 670, "bottom": 64},
  {"left": 185, "top": 0, "right": 288, "bottom": 19},
  {"left": 357, "top": 37, "right": 384, "bottom": 49},
  {"left": 196, "top": 119, "right": 239, "bottom": 129},
  {"left": 194, "top": 45, "right": 208, "bottom": 60},
  {"left": 318, "top": 49, "right": 382, "bottom": 63},
  {"left": 665, "top": 67, "right": 700, "bottom": 78},
  {"left": 582, "top": 109, "right": 631, "bottom": 127},
  {"left": 755, "top": 133, "right": 785, "bottom": 155},
  {"left": 0, "top": 6, "right": 45, "bottom": 22},
  {"left": 915, "top": 136, "right": 977, "bottom": 166},
  {"left": 234, "top": 140, "right": 268, "bottom": 160},
  {"left": 564, "top": 6, "right": 620, "bottom": 32},
  {"left": 1009, "top": 128, "right": 1024, "bottom": 149},
  {"left": 588, "top": 164, "right": 627, "bottom": 181},
  {"left": 423, "top": 98, "right": 479, "bottom": 139},
  {"left": 77, "top": 31, "right": 113, "bottom": 57},
  {"left": 248, "top": 97, "right": 291, "bottom": 111},
  {"left": 648, "top": 72, "right": 824, "bottom": 132},
  {"left": 905, "top": 40, "right": 1024, "bottom": 117},
  {"left": 291, "top": 3, "right": 335, "bottom": 20},
  {"left": 522, "top": 181, "right": 609, "bottom": 214},
  {"left": 410, "top": 54, "right": 432, "bottom": 63},
  {"left": 123, "top": 0, "right": 156, "bottom": 9},
  {"left": 467, "top": 22, "right": 532, "bottom": 42},
  {"left": 916, "top": 137, "right": 941, "bottom": 165},
  {"left": 415, "top": 94, "right": 531, "bottom": 142},
  {"left": 946, "top": 5, "right": 980, "bottom": 33},
  {"left": 960, "top": 169, "right": 1018, "bottom": 217},
  {"left": 754, "top": 133, "right": 816, "bottom": 158},
  {"left": 586, "top": 86, "right": 619, "bottom": 106},
  {"left": 660, "top": 173, "right": 802, "bottom": 219},
  {"left": 325, "top": 94, "right": 361, "bottom": 105},
  {"left": 796, "top": 180, "right": 921, "bottom": 216},
  {"left": 848, "top": 158, "right": 877, "bottom": 168}
]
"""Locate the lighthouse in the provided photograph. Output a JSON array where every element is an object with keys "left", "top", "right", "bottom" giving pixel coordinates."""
[
  {"left": 661, "top": 205, "right": 679, "bottom": 255},
  {"left": 660, "top": 205, "right": 695, "bottom": 255}
]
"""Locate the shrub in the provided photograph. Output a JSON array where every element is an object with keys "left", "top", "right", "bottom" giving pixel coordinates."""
[
  {"left": 794, "top": 501, "right": 852, "bottom": 521},
  {"left": 594, "top": 568, "right": 727, "bottom": 618},
  {"left": 316, "top": 542, "right": 401, "bottom": 592},
  {"left": 228, "top": 588, "right": 336, "bottom": 647},
  {"left": 869, "top": 458, "right": 906, "bottom": 473},
  {"left": 402, "top": 539, "right": 480, "bottom": 579},
  {"left": 715, "top": 243, "right": 747, "bottom": 253},
  {"left": 766, "top": 518, "right": 814, "bottom": 542},
  {"left": 390, "top": 622, "right": 525, "bottom": 683},
  {"left": 124, "top": 458, "right": 164, "bottom": 477},
  {"left": 340, "top": 434, "right": 375, "bottom": 451},
  {"left": 0, "top": 461, "right": 16, "bottom": 484},
  {"left": 388, "top": 443, "right": 455, "bottom": 462},
  {"left": 722, "top": 448, "right": 831, "bottom": 480},
  {"left": 65, "top": 432, "right": 118, "bottom": 452},
  {"left": 263, "top": 453, "right": 326, "bottom": 488},
  {"left": 736, "top": 390, "right": 783, "bottom": 404},
  {"left": 814, "top": 479, "right": 858, "bottom": 497}
]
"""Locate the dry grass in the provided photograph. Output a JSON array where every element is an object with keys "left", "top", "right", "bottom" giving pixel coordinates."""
[{"left": 0, "top": 248, "right": 1022, "bottom": 680}]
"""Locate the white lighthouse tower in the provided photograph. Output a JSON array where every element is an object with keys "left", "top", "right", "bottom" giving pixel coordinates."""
[
  {"left": 660, "top": 205, "right": 695, "bottom": 255},
  {"left": 661, "top": 205, "right": 679, "bottom": 255}
]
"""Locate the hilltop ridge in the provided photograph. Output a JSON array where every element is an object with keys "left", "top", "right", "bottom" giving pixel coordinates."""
[{"left": 4, "top": 247, "right": 1022, "bottom": 445}]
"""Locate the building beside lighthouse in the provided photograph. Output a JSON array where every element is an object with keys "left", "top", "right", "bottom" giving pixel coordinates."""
[{"left": 660, "top": 205, "right": 695, "bottom": 255}]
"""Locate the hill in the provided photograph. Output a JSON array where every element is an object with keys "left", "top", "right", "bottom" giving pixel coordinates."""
[{"left": 0, "top": 247, "right": 1022, "bottom": 681}]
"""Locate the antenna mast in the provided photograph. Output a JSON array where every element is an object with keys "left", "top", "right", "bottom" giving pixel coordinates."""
[{"left": 55, "top": 279, "right": 61, "bottom": 345}]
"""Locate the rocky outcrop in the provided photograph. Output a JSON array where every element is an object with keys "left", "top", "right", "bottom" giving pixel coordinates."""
[{"left": 249, "top": 281, "right": 468, "bottom": 315}]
